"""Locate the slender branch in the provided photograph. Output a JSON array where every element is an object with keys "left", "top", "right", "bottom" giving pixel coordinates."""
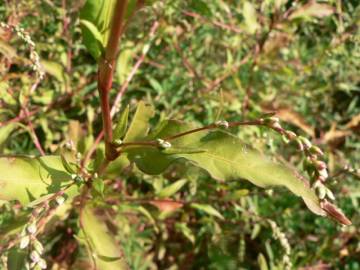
[
  {"left": 24, "top": 107, "right": 45, "bottom": 156},
  {"left": 117, "top": 119, "right": 268, "bottom": 151},
  {"left": 110, "top": 21, "right": 159, "bottom": 118},
  {"left": 98, "top": 0, "right": 128, "bottom": 161}
]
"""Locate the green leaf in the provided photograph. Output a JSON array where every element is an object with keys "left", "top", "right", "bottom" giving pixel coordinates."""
[
  {"left": 80, "top": 205, "right": 129, "bottom": 270},
  {"left": 0, "top": 155, "right": 77, "bottom": 206},
  {"left": 7, "top": 248, "right": 26, "bottom": 270},
  {"left": 123, "top": 101, "right": 155, "bottom": 142},
  {"left": 147, "top": 76, "right": 164, "bottom": 93},
  {"left": 0, "top": 123, "right": 17, "bottom": 149},
  {"left": 126, "top": 120, "right": 196, "bottom": 174},
  {"left": 97, "top": 255, "right": 124, "bottom": 262},
  {"left": 113, "top": 105, "right": 130, "bottom": 141},
  {"left": 79, "top": 19, "right": 105, "bottom": 60},
  {"left": 104, "top": 154, "right": 130, "bottom": 178},
  {"left": 257, "top": 253, "right": 269, "bottom": 270},
  {"left": 243, "top": 2, "right": 259, "bottom": 34},
  {"left": 190, "top": 0, "right": 212, "bottom": 17},
  {"left": 79, "top": 0, "right": 116, "bottom": 59},
  {"left": 125, "top": 120, "right": 324, "bottom": 216},
  {"left": 225, "top": 189, "right": 249, "bottom": 200},
  {"left": 116, "top": 43, "right": 133, "bottom": 84},
  {"left": 175, "top": 223, "right": 195, "bottom": 244},
  {"left": 92, "top": 177, "right": 105, "bottom": 198},
  {"left": 41, "top": 60, "right": 68, "bottom": 83},
  {"left": 60, "top": 154, "right": 76, "bottom": 174},
  {"left": 191, "top": 203, "right": 224, "bottom": 220},
  {"left": 156, "top": 179, "right": 188, "bottom": 198}
]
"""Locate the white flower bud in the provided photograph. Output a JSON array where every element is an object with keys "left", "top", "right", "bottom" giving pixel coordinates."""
[
  {"left": 215, "top": 120, "right": 229, "bottom": 128},
  {"left": 314, "top": 181, "right": 326, "bottom": 200},
  {"left": 313, "top": 160, "right": 327, "bottom": 170},
  {"left": 64, "top": 140, "right": 74, "bottom": 150},
  {"left": 310, "top": 145, "right": 324, "bottom": 156},
  {"left": 20, "top": 236, "right": 30, "bottom": 249},
  {"left": 34, "top": 239, "right": 44, "bottom": 254},
  {"left": 296, "top": 139, "right": 304, "bottom": 151},
  {"left": 271, "top": 122, "right": 282, "bottom": 130},
  {"left": 30, "top": 251, "right": 40, "bottom": 263},
  {"left": 326, "top": 188, "right": 336, "bottom": 200},
  {"left": 299, "top": 136, "right": 312, "bottom": 149},
  {"left": 113, "top": 139, "right": 123, "bottom": 146},
  {"left": 157, "top": 139, "right": 171, "bottom": 149},
  {"left": 285, "top": 130, "right": 297, "bottom": 140},
  {"left": 38, "top": 259, "right": 47, "bottom": 269},
  {"left": 317, "top": 175, "right": 326, "bottom": 182},
  {"left": 319, "top": 168, "right": 328, "bottom": 179},
  {"left": 268, "top": 116, "right": 280, "bottom": 123},
  {"left": 55, "top": 196, "right": 65, "bottom": 206},
  {"left": 27, "top": 223, "right": 37, "bottom": 235}
]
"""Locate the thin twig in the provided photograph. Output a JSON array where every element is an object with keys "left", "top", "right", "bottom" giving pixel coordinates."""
[
  {"left": 110, "top": 20, "right": 159, "bottom": 118},
  {"left": 23, "top": 107, "right": 45, "bottom": 155},
  {"left": 182, "top": 10, "right": 243, "bottom": 34}
]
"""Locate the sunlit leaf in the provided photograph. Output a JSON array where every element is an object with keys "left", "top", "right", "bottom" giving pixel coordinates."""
[
  {"left": 0, "top": 123, "right": 17, "bottom": 149},
  {"left": 41, "top": 60, "right": 68, "bottom": 83},
  {"left": 156, "top": 179, "right": 188, "bottom": 198},
  {"left": 243, "top": 2, "right": 259, "bottom": 34},
  {"left": 0, "top": 155, "right": 77, "bottom": 205},
  {"left": 80, "top": 205, "right": 129, "bottom": 270},
  {"left": 92, "top": 177, "right": 105, "bottom": 198},
  {"left": 79, "top": 19, "right": 105, "bottom": 60},
  {"left": 79, "top": 0, "right": 116, "bottom": 59},
  {"left": 191, "top": 203, "right": 224, "bottom": 220},
  {"left": 175, "top": 223, "right": 195, "bottom": 244},
  {"left": 257, "top": 253, "right": 269, "bottom": 270},
  {"left": 113, "top": 105, "right": 130, "bottom": 141},
  {"left": 123, "top": 101, "right": 154, "bottom": 142},
  {"left": 125, "top": 120, "right": 326, "bottom": 216},
  {"left": 7, "top": 248, "right": 26, "bottom": 270}
]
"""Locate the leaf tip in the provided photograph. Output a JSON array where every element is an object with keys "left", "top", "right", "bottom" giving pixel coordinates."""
[{"left": 321, "top": 200, "right": 352, "bottom": 226}]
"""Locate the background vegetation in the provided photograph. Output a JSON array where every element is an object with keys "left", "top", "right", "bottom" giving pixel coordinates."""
[{"left": 0, "top": 0, "right": 359, "bottom": 269}]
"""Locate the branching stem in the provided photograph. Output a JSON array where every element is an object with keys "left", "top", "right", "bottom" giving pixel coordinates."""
[{"left": 116, "top": 119, "right": 269, "bottom": 150}]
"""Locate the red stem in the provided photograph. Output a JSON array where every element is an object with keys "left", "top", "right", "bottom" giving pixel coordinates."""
[{"left": 98, "top": 0, "right": 128, "bottom": 161}]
